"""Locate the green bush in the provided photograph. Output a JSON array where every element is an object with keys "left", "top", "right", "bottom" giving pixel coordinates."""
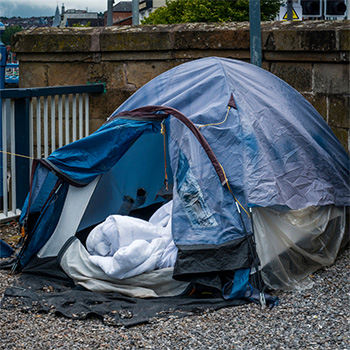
[
  {"left": 1, "top": 25, "right": 23, "bottom": 46},
  {"left": 141, "top": 0, "right": 282, "bottom": 25}
]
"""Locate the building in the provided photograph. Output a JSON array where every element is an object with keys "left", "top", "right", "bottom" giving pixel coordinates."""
[
  {"left": 0, "top": 16, "right": 53, "bottom": 29},
  {"left": 103, "top": 0, "right": 166, "bottom": 26},
  {"left": 59, "top": 4, "right": 103, "bottom": 27},
  {"left": 52, "top": 5, "right": 61, "bottom": 27},
  {"left": 104, "top": 1, "right": 133, "bottom": 26},
  {"left": 139, "top": 0, "right": 166, "bottom": 23}
]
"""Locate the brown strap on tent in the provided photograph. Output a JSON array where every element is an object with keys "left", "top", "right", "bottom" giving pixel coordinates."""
[
  {"left": 114, "top": 106, "right": 226, "bottom": 186},
  {"left": 161, "top": 121, "right": 169, "bottom": 191}
]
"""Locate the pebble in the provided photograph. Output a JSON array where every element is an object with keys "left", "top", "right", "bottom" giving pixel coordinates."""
[{"left": 0, "top": 228, "right": 349, "bottom": 349}]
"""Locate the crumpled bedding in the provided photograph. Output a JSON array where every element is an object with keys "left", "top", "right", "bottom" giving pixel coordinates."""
[{"left": 86, "top": 201, "right": 178, "bottom": 279}]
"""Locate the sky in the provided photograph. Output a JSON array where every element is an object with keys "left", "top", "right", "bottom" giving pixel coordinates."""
[{"left": 0, "top": 0, "right": 130, "bottom": 18}]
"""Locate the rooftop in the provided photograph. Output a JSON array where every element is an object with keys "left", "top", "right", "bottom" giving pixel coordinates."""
[{"left": 113, "top": 1, "right": 133, "bottom": 12}]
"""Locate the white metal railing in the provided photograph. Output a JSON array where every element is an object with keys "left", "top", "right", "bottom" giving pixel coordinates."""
[
  {"left": 1, "top": 99, "right": 18, "bottom": 220},
  {"left": 0, "top": 84, "right": 104, "bottom": 221},
  {"left": 30, "top": 94, "right": 90, "bottom": 159}
]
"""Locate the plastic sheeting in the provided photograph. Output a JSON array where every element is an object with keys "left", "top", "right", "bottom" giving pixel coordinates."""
[{"left": 253, "top": 206, "right": 347, "bottom": 290}]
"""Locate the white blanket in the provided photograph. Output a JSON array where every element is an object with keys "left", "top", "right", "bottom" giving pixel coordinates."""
[{"left": 86, "top": 201, "right": 177, "bottom": 279}]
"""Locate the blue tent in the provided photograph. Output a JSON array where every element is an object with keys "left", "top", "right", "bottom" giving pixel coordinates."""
[
  {"left": 0, "top": 239, "right": 14, "bottom": 258},
  {"left": 13, "top": 57, "right": 349, "bottom": 298}
]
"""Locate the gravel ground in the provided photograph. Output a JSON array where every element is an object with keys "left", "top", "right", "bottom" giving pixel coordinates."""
[{"left": 0, "top": 222, "right": 349, "bottom": 350}]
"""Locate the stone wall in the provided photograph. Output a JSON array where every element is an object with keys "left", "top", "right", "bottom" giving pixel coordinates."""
[{"left": 12, "top": 20, "right": 350, "bottom": 152}]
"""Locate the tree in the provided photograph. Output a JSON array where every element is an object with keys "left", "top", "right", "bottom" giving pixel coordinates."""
[
  {"left": 141, "top": 0, "right": 282, "bottom": 24},
  {"left": 72, "top": 22, "right": 91, "bottom": 27},
  {"left": 1, "top": 26, "right": 23, "bottom": 46}
]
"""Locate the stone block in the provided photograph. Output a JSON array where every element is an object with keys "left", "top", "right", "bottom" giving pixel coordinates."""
[
  {"left": 17, "top": 52, "right": 95, "bottom": 63},
  {"left": 328, "top": 95, "right": 350, "bottom": 129},
  {"left": 13, "top": 28, "right": 93, "bottom": 53},
  {"left": 174, "top": 50, "right": 250, "bottom": 60},
  {"left": 100, "top": 26, "right": 174, "bottom": 52},
  {"left": 267, "top": 29, "right": 338, "bottom": 52},
  {"left": 89, "top": 118, "right": 106, "bottom": 134},
  {"left": 339, "top": 28, "right": 350, "bottom": 51},
  {"left": 86, "top": 62, "right": 125, "bottom": 91},
  {"left": 299, "top": 30, "right": 337, "bottom": 51},
  {"left": 125, "top": 61, "right": 175, "bottom": 89},
  {"left": 102, "top": 51, "right": 174, "bottom": 61},
  {"left": 89, "top": 94, "right": 109, "bottom": 122},
  {"left": 264, "top": 51, "right": 341, "bottom": 62},
  {"left": 262, "top": 21, "right": 346, "bottom": 52},
  {"left": 330, "top": 127, "right": 349, "bottom": 153},
  {"left": 314, "top": 63, "right": 350, "bottom": 94},
  {"left": 265, "top": 30, "right": 300, "bottom": 51},
  {"left": 270, "top": 62, "right": 313, "bottom": 92},
  {"left": 106, "top": 89, "right": 135, "bottom": 115},
  {"left": 302, "top": 93, "right": 327, "bottom": 121},
  {"left": 261, "top": 61, "right": 270, "bottom": 72},
  {"left": 47, "top": 63, "right": 88, "bottom": 86},
  {"left": 19, "top": 62, "right": 47, "bottom": 87},
  {"left": 173, "top": 23, "right": 250, "bottom": 50}
]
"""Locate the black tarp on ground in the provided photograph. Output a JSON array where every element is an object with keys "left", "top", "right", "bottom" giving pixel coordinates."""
[{"left": 1, "top": 273, "right": 249, "bottom": 327}]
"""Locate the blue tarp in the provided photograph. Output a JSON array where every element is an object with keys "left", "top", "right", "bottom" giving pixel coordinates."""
[{"left": 45, "top": 119, "right": 161, "bottom": 185}]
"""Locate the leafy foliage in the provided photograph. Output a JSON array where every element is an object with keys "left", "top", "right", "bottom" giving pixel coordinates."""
[
  {"left": 141, "top": 0, "right": 282, "bottom": 24},
  {"left": 73, "top": 22, "right": 91, "bottom": 27},
  {"left": 1, "top": 26, "right": 23, "bottom": 46}
]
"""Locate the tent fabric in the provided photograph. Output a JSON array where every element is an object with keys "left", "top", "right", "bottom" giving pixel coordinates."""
[
  {"left": 19, "top": 163, "right": 59, "bottom": 224},
  {"left": 12, "top": 57, "right": 350, "bottom": 296},
  {"left": 19, "top": 181, "right": 69, "bottom": 268},
  {"left": 42, "top": 57, "right": 348, "bottom": 210},
  {"left": 0, "top": 239, "right": 14, "bottom": 258},
  {"left": 42, "top": 119, "right": 161, "bottom": 186},
  {"left": 37, "top": 177, "right": 100, "bottom": 259},
  {"left": 113, "top": 58, "right": 349, "bottom": 210}
]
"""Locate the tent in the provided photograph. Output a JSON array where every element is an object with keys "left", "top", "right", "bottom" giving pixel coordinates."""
[
  {"left": 0, "top": 239, "right": 14, "bottom": 258},
  {"left": 10, "top": 57, "right": 349, "bottom": 305}
]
